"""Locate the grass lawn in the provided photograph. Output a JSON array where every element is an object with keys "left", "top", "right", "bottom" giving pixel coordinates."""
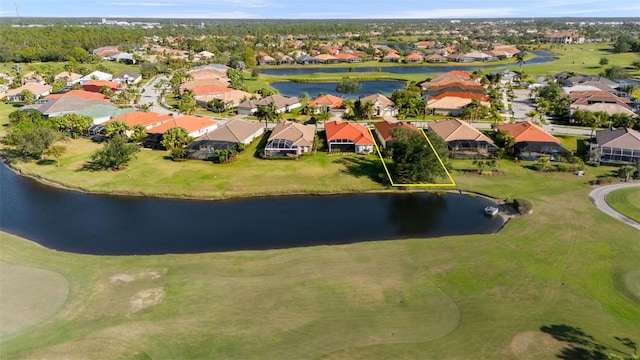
[
  {"left": 606, "top": 186, "right": 640, "bottom": 223},
  {"left": 1, "top": 159, "right": 639, "bottom": 359}
]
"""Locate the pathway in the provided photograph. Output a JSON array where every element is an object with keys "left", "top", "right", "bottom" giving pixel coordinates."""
[{"left": 589, "top": 182, "right": 640, "bottom": 231}]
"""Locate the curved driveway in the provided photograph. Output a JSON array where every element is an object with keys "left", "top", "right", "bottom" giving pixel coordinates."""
[{"left": 589, "top": 182, "right": 640, "bottom": 231}]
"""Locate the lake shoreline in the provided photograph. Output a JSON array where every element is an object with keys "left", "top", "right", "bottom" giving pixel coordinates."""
[{"left": 2, "top": 157, "right": 511, "bottom": 220}]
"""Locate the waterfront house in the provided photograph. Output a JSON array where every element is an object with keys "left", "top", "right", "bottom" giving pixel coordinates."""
[
  {"left": 325, "top": 120, "right": 374, "bottom": 154},
  {"left": 373, "top": 119, "right": 420, "bottom": 149},
  {"left": 264, "top": 121, "right": 315, "bottom": 158},
  {"left": 427, "top": 118, "right": 498, "bottom": 158},
  {"left": 496, "top": 121, "right": 570, "bottom": 161}
]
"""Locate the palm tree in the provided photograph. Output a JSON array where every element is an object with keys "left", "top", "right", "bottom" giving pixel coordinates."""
[
  {"left": 314, "top": 109, "right": 331, "bottom": 132},
  {"left": 255, "top": 103, "right": 277, "bottom": 129},
  {"left": 361, "top": 100, "right": 375, "bottom": 120},
  {"left": 516, "top": 52, "right": 526, "bottom": 73}
]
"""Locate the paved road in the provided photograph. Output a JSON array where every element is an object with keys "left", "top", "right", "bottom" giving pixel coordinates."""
[
  {"left": 589, "top": 182, "right": 640, "bottom": 231},
  {"left": 140, "top": 75, "right": 175, "bottom": 116}
]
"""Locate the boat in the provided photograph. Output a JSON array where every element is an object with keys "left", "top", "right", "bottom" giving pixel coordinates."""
[{"left": 484, "top": 206, "right": 499, "bottom": 217}]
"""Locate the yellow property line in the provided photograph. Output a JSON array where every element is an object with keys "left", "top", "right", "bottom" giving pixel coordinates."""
[{"left": 368, "top": 127, "right": 456, "bottom": 187}]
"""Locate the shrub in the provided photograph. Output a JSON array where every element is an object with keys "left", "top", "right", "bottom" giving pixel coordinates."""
[
  {"left": 513, "top": 198, "right": 533, "bottom": 215},
  {"left": 556, "top": 164, "right": 572, "bottom": 172},
  {"left": 586, "top": 161, "right": 600, "bottom": 167}
]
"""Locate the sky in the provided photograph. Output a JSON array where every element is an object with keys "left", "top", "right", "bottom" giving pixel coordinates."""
[{"left": 0, "top": 0, "right": 638, "bottom": 19}]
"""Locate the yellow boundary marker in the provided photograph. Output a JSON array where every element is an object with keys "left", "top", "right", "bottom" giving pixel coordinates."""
[{"left": 368, "top": 127, "right": 456, "bottom": 187}]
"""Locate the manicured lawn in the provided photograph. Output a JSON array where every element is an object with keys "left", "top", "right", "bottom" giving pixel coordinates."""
[
  {"left": 606, "top": 186, "right": 640, "bottom": 223},
  {"left": 1, "top": 160, "right": 638, "bottom": 359}
]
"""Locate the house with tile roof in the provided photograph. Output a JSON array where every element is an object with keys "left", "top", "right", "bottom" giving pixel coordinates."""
[
  {"left": 147, "top": 115, "right": 218, "bottom": 138},
  {"left": 82, "top": 80, "right": 121, "bottom": 93},
  {"left": 309, "top": 94, "right": 348, "bottom": 117},
  {"left": 414, "top": 41, "right": 436, "bottom": 49},
  {"left": 264, "top": 121, "right": 315, "bottom": 158},
  {"left": 590, "top": 128, "right": 640, "bottom": 164},
  {"left": 47, "top": 90, "right": 108, "bottom": 101},
  {"left": 427, "top": 118, "right": 498, "bottom": 158},
  {"left": 195, "top": 89, "right": 254, "bottom": 110},
  {"left": 79, "top": 70, "right": 113, "bottom": 84},
  {"left": 76, "top": 104, "right": 135, "bottom": 125},
  {"left": 358, "top": 93, "right": 397, "bottom": 117},
  {"left": 496, "top": 121, "right": 570, "bottom": 160},
  {"left": 237, "top": 95, "right": 301, "bottom": 115},
  {"left": 405, "top": 53, "right": 423, "bottom": 63},
  {"left": 21, "top": 97, "right": 110, "bottom": 117},
  {"left": 2, "top": 83, "right": 53, "bottom": 102},
  {"left": 373, "top": 119, "right": 420, "bottom": 149},
  {"left": 427, "top": 92, "right": 490, "bottom": 116},
  {"left": 569, "top": 90, "right": 635, "bottom": 117},
  {"left": 113, "top": 71, "right": 142, "bottom": 85},
  {"left": 314, "top": 54, "right": 340, "bottom": 64},
  {"left": 104, "top": 111, "right": 173, "bottom": 132},
  {"left": 325, "top": 120, "right": 374, "bottom": 154},
  {"left": 335, "top": 53, "right": 363, "bottom": 63},
  {"left": 185, "top": 119, "right": 264, "bottom": 160},
  {"left": 382, "top": 53, "right": 401, "bottom": 62},
  {"left": 54, "top": 71, "right": 83, "bottom": 86},
  {"left": 425, "top": 53, "right": 447, "bottom": 63}
]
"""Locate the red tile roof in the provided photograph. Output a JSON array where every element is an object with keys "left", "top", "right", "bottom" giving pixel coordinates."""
[
  {"left": 147, "top": 115, "right": 217, "bottom": 135},
  {"left": 429, "top": 91, "right": 489, "bottom": 102},
  {"left": 496, "top": 121, "right": 561, "bottom": 143},
  {"left": 325, "top": 120, "right": 374, "bottom": 145},
  {"left": 374, "top": 120, "right": 420, "bottom": 141},
  {"left": 47, "top": 90, "right": 108, "bottom": 100},
  {"left": 106, "top": 111, "right": 173, "bottom": 127},
  {"left": 310, "top": 94, "right": 345, "bottom": 109},
  {"left": 82, "top": 80, "right": 121, "bottom": 93}
]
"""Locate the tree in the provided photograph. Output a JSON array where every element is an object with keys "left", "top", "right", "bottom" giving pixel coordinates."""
[
  {"left": 161, "top": 127, "right": 192, "bottom": 151},
  {"left": 14, "top": 126, "right": 59, "bottom": 160},
  {"left": 336, "top": 78, "right": 361, "bottom": 94},
  {"left": 515, "top": 52, "right": 526, "bottom": 73},
  {"left": 255, "top": 103, "right": 277, "bottom": 129},
  {"left": 390, "top": 89, "right": 424, "bottom": 119},
  {"left": 257, "top": 87, "right": 277, "bottom": 97},
  {"left": 104, "top": 121, "right": 130, "bottom": 138},
  {"left": 50, "top": 113, "right": 92, "bottom": 138},
  {"left": 602, "top": 65, "right": 628, "bottom": 80},
  {"left": 89, "top": 134, "right": 140, "bottom": 171},
  {"left": 312, "top": 109, "right": 331, "bottom": 131},
  {"left": 46, "top": 144, "right": 67, "bottom": 167},
  {"left": 360, "top": 100, "right": 376, "bottom": 120},
  {"left": 599, "top": 57, "right": 609, "bottom": 67},
  {"left": 618, "top": 165, "right": 636, "bottom": 182},
  {"left": 20, "top": 89, "right": 35, "bottom": 104},
  {"left": 391, "top": 127, "right": 449, "bottom": 183},
  {"left": 129, "top": 124, "right": 148, "bottom": 143},
  {"left": 177, "top": 90, "right": 197, "bottom": 115}
]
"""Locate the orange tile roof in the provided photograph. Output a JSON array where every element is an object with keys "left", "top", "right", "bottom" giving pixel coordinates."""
[
  {"left": 446, "top": 70, "right": 471, "bottom": 79},
  {"left": 428, "top": 82, "right": 485, "bottom": 92},
  {"left": 335, "top": 53, "right": 357, "bottom": 60},
  {"left": 430, "top": 91, "right": 489, "bottom": 102},
  {"left": 310, "top": 94, "right": 344, "bottom": 109},
  {"left": 325, "top": 120, "right": 374, "bottom": 145},
  {"left": 106, "top": 111, "right": 173, "bottom": 127},
  {"left": 374, "top": 120, "right": 419, "bottom": 141},
  {"left": 147, "top": 115, "right": 217, "bottom": 134},
  {"left": 187, "top": 84, "right": 233, "bottom": 96},
  {"left": 406, "top": 53, "right": 423, "bottom": 60},
  {"left": 496, "top": 121, "right": 560, "bottom": 144},
  {"left": 82, "top": 80, "right": 121, "bottom": 93},
  {"left": 47, "top": 90, "right": 108, "bottom": 100}
]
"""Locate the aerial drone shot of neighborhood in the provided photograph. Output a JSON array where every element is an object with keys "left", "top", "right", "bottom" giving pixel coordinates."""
[{"left": 0, "top": 0, "right": 639, "bottom": 358}]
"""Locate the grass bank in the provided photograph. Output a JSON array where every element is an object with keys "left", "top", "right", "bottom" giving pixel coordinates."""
[
  {"left": 1, "top": 160, "right": 639, "bottom": 359},
  {"left": 606, "top": 186, "right": 640, "bottom": 222}
]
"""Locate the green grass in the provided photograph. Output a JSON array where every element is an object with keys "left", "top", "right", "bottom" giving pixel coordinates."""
[
  {"left": 606, "top": 186, "right": 640, "bottom": 223},
  {"left": 1, "top": 160, "right": 638, "bottom": 359},
  {"left": 0, "top": 261, "right": 69, "bottom": 338}
]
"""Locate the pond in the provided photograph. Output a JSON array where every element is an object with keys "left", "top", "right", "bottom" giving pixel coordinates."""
[
  {"left": 270, "top": 80, "right": 406, "bottom": 98},
  {"left": 259, "top": 56, "right": 557, "bottom": 76},
  {"left": 0, "top": 163, "right": 504, "bottom": 255}
]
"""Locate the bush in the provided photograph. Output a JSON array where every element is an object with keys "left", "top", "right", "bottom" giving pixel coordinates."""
[
  {"left": 556, "top": 164, "right": 572, "bottom": 172},
  {"left": 170, "top": 148, "right": 187, "bottom": 161},
  {"left": 586, "top": 161, "right": 600, "bottom": 167},
  {"left": 513, "top": 198, "right": 533, "bottom": 215},
  {"left": 589, "top": 176, "right": 618, "bottom": 185}
]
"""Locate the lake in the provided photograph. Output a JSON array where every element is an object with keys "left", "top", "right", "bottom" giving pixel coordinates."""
[
  {"left": 259, "top": 56, "right": 557, "bottom": 76},
  {"left": 270, "top": 80, "right": 406, "bottom": 98},
  {"left": 0, "top": 163, "right": 504, "bottom": 255}
]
